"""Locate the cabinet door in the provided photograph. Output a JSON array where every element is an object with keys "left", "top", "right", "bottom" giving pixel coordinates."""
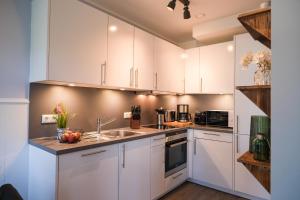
[
  {"left": 187, "top": 129, "right": 194, "bottom": 178},
  {"left": 48, "top": 0, "right": 108, "bottom": 85},
  {"left": 119, "top": 139, "right": 150, "bottom": 200},
  {"left": 192, "top": 137, "right": 233, "bottom": 190},
  {"left": 107, "top": 16, "right": 134, "bottom": 88},
  {"left": 200, "top": 41, "right": 234, "bottom": 94},
  {"left": 235, "top": 33, "right": 269, "bottom": 86},
  {"left": 150, "top": 144, "right": 165, "bottom": 200},
  {"left": 234, "top": 134, "right": 270, "bottom": 199},
  {"left": 58, "top": 145, "right": 118, "bottom": 200},
  {"left": 154, "top": 37, "right": 185, "bottom": 93},
  {"left": 134, "top": 28, "right": 155, "bottom": 90},
  {"left": 185, "top": 48, "right": 201, "bottom": 94}
]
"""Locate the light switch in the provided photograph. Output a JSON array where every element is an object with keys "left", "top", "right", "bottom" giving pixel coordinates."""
[
  {"left": 123, "top": 112, "right": 132, "bottom": 119},
  {"left": 41, "top": 114, "right": 57, "bottom": 124}
]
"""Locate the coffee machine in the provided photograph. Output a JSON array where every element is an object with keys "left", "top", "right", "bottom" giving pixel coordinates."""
[{"left": 177, "top": 104, "right": 191, "bottom": 122}]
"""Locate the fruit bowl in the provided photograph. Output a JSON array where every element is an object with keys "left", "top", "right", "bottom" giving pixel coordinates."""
[{"left": 58, "top": 130, "right": 81, "bottom": 143}]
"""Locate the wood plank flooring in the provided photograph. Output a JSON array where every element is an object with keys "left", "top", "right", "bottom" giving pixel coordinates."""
[{"left": 160, "top": 182, "right": 246, "bottom": 200}]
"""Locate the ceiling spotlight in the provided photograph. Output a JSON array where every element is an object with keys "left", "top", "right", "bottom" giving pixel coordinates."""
[
  {"left": 183, "top": 0, "right": 191, "bottom": 19},
  {"left": 167, "top": 0, "right": 176, "bottom": 11}
]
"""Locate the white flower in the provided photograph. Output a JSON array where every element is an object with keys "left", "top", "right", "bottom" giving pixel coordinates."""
[
  {"left": 240, "top": 50, "right": 271, "bottom": 71},
  {"left": 241, "top": 52, "right": 253, "bottom": 70}
]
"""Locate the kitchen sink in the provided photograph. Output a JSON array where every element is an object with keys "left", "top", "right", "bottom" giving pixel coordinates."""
[{"left": 101, "top": 130, "right": 139, "bottom": 138}]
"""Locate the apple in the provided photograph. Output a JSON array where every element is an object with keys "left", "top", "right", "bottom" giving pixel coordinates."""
[
  {"left": 60, "top": 134, "right": 68, "bottom": 143},
  {"left": 67, "top": 133, "right": 75, "bottom": 143},
  {"left": 74, "top": 132, "right": 81, "bottom": 140}
]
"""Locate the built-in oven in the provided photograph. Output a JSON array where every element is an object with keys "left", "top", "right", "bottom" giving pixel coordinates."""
[{"left": 165, "top": 130, "right": 187, "bottom": 177}]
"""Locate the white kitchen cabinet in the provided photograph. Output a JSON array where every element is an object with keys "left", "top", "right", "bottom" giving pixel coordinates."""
[
  {"left": 119, "top": 138, "right": 150, "bottom": 200},
  {"left": 192, "top": 130, "right": 233, "bottom": 190},
  {"left": 199, "top": 41, "right": 234, "bottom": 94},
  {"left": 154, "top": 37, "right": 185, "bottom": 93},
  {"left": 185, "top": 48, "right": 201, "bottom": 94},
  {"left": 58, "top": 145, "right": 118, "bottom": 200},
  {"left": 234, "top": 134, "right": 270, "bottom": 199},
  {"left": 134, "top": 28, "right": 155, "bottom": 90},
  {"left": 30, "top": 0, "right": 108, "bottom": 85},
  {"left": 187, "top": 129, "right": 194, "bottom": 178},
  {"left": 165, "top": 168, "right": 187, "bottom": 192},
  {"left": 150, "top": 135, "right": 165, "bottom": 200},
  {"left": 106, "top": 16, "right": 134, "bottom": 88}
]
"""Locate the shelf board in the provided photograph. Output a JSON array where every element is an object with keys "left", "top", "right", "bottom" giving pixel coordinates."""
[
  {"left": 238, "top": 8, "right": 271, "bottom": 48},
  {"left": 238, "top": 151, "right": 270, "bottom": 193},
  {"left": 236, "top": 85, "right": 271, "bottom": 117}
]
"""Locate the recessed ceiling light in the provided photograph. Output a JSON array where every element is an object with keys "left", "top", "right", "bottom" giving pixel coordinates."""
[
  {"left": 68, "top": 83, "right": 75, "bottom": 87},
  {"left": 195, "top": 13, "right": 206, "bottom": 19},
  {"left": 109, "top": 25, "right": 118, "bottom": 32},
  {"left": 120, "top": 88, "right": 125, "bottom": 91},
  {"left": 227, "top": 45, "right": 234, "bottom": 52},
  {"left": 180, "top": 53, "right": 188, "bottom": 59}
]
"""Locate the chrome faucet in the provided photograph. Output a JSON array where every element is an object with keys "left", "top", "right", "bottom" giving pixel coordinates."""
[{"left": 96, "top": 117, "right": 116, "bottom": 135}]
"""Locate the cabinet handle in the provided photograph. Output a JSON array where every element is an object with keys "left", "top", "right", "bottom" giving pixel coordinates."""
[
  {"left": 81, "top": 150, "right": 106, "bottom": 157},
  {"left": 200, "top": 77, "right": 203, "bottom": 92},
  {"left": 104, "top": 61, "right": 107, "bottom": 84},
  {"left": 130, "top": 68, "right": 134, "bottom": 87},
  {"left": 101, "top": 61, "right": 106, "bottom": 85},
  {"left": 236, "top": 115, "right": 239, "bottom": 134},
  {"left": 153, "top": 137, "right": 165, "bottom": 141},
  {"left": 236, "top": 134, "right": 239, "bottom": 154},
  {"left": 193, "top": 139, "right": 196, "bottom": 155},
  {"left": 169, "top": 141, "right": 187, "bottom": 148},
  {"left": 122, "top": 144, "right": 126, "bottom": 168},
  {"left": 155, "top": 73, "right": 158, "bottom": 89},
  {"left": 100, "top": 64, "right": 103, "bottom": 85},
  {"left": 202, "top": 132, "right": 221, "bottom": 137},
  {"left": 135, "top": 69, "right": 138, "bottom": 88},
  {"left": 172, "top": 173, "right": 183, "bottom": 179}
]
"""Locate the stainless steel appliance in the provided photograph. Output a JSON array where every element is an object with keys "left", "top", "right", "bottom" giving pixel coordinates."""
[
  {"left": 177, "top": 104, "right": 191, "bottom": 122},
  {"left": 165, "top": 130, "right": 187, "bottom": 177},
  {"left": 155, "top": 108, "right": 166, "bottom": 125},
  {"left": 194, "top": 110, "right": 234, "bottom": 128},
  {"left": 165, "top": 110, "right": 176, "bottom": 122}
]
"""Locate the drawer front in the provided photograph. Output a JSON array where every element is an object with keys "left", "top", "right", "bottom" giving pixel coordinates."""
[
  {"left": 194, "top": 130, "right": 232, "bottom": 143},
  {"left": 165, "top": 168, "right": 187, "bottom": 192},
  {"left": 151, "top": 134, "right": 166, "bottom": 147}
]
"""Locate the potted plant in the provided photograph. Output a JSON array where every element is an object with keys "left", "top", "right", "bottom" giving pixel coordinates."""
[
  {"left": 53, "top": 103, "right": 76, "bottom": 139},
  {"left": 241, "top": 50, "right": 271, "bottom": 85}
]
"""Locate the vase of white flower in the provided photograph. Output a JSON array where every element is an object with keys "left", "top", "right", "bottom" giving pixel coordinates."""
[{"left": 241, "top": 50, "right": 271, "bottom": 85}]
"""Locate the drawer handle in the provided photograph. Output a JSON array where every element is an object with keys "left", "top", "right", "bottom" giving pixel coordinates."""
[
  {"left": 202, "top": 132, "right": 221, "bottom": 137},
  {"left": 81, "top": 150, "right": 106, "bottom": 157},
  {"left": 172, "top": 173, "right": 183, "bottom": 179},
  {"left": 153, "top": 137, "right": 165, "bottom": 141}
]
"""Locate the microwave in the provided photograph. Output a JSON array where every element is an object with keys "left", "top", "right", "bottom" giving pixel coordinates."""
[{"left": 194, "top": 110, "right": 234, "bottom": 128}]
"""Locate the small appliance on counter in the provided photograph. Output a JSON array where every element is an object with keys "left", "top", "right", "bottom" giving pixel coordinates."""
[
  {"left": 165, "top": 110, "right": 176, "bottom": 122},
  {"left": 194, "top": 110, "right": 234, "bottom": 128},
  {"left": 130, "top": 105, "right": 141, "bottom": 129},
  {"left": 177, "top": 104, "right": 192, "bottom": 122},
  {"left": 155, "top": 107, "right": 166, "bottom": 125}
]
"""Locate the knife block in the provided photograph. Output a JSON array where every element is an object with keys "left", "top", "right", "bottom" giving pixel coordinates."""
[{"left": 130, "top": 118, "right": 140, "bottom": 129}]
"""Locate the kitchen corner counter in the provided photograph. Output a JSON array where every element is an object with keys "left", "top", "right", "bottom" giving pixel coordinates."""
[{"left": 29, "top": 127, "right": 187, "bottom": 155}]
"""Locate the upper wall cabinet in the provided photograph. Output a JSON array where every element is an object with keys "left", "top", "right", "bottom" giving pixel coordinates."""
[
  {"left": 154, "top": 37, "right": 185, "bottom": 93},
  {"left": 30, "top": 0, "right": 108, "bottom": 85},
  {"left": 199, "top": 41, "right": 234, "bottom": 94},
  {"left": 133, "top": 28, "right": 155, "bottom": 90},
  {"left": 106, "top": 16, "right": 134, "bottom": 88},
  {"left": 184, "top": 48, "right": 201, "bottom": 94}
]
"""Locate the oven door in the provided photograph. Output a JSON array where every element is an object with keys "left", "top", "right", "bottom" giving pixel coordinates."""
[{"left": 165, "top": 138, "right": 187, "bottom": 177}]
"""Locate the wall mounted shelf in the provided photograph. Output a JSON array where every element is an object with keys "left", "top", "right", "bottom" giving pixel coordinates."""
[
  {"left": 238, "top": 8, "right": 271, "bottom": 48},
  {"left": 236, "top": 85, "right": 271, "bottom": 117},
  {"left": 238, "top": 151, "right": 270, "bottom": 192}
]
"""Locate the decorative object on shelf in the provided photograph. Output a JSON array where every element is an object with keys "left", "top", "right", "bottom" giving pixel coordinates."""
[
  {"left": 241, "top": 50, "right": 271, "bottom": 85},
  {"left": 130, "top": 105, "right": 141, "bottom": 129},
  {"left": 252, "top": 133, "right": 270, "bottom": 161},
  {"left": 53, "top": 103, "right": 76, "bottom": 140},
  {"left": 166, "top": 0, "right": 191, "bottom": 19},
  {"left": 249, "top": 115, "right": 270, "bottom": 153}
]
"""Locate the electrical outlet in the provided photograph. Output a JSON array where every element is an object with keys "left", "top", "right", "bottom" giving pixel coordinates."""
[
  {"left": 41, "top": 114, "right": 57, "bottom": 124},
  {"left": 123, "top": 112, "right": 132, "bottom": 119}
]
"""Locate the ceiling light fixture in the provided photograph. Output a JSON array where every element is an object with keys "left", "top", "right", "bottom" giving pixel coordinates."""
[
  {"left": 183, "top": 0, "right": 191, "bottom": 19},
  {"left": 109, "top": 25, "right": 118, "bottom": 32},
  {"left": 167, "top": 0, "right": 176, "bottom": 11},
  {"left": 166, "top": 0, "right": 191, "bottom": 19}
]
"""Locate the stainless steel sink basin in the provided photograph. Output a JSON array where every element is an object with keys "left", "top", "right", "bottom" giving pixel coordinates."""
[{"left": 101, "top": 130, "right": 138, "bottom": 138}]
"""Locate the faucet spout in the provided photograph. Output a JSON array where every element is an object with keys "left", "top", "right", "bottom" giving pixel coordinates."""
[{"left": 96, "top": 117, "right": 116, "bottom": 135}]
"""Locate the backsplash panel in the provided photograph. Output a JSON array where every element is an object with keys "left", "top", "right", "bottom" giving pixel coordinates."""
[{"left": 29, "top": 83, "right": 233, "bottom": 138}]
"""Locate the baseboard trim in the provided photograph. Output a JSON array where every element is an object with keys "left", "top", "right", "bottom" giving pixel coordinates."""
[{"left": 0, "top": 98, "right": 29, "bottom": 104}]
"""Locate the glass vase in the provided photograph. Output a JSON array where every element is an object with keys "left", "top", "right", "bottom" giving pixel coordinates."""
[
  {"left": 57, "top": 128, "right": 66, "bottom": 141},
  {"left": 254, "top": 68, "right": 271, "bottom": 85}
]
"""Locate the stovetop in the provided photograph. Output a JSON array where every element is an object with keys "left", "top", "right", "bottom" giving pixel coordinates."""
[{"left": 143, "top": 124, "right": 176, "bottom": 130}]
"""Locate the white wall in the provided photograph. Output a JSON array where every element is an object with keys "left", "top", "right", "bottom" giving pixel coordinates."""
[
  {"left": 272, "top": 0, "right": 300, "bottom": 199},
  {"left": 0, "top": 0, "right": 31, "bottom": 199}
]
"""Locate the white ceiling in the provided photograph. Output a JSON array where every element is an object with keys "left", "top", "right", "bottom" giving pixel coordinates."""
[{"left": 84, "top": 0, "right": 265, "bottom": 44}]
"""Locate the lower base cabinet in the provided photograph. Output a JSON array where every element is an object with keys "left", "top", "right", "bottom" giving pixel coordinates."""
[
  {"left": 119, "top": 138, "right": 151, "bottom": 200},
  {"left": 58, "top": 145, "right": 119, "bottom": 200},
  {"left": 192, "top": 130, "right": 233, "bottom": 190}
]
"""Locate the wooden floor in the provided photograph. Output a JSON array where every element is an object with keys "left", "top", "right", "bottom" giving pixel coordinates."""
[{"left": 160, "top": 182, "right": 246, "bottom": 200}]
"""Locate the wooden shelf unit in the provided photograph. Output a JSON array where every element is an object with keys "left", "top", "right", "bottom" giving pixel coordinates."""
[
  {"left": 236, "top": 85, "right": 271, "bottom": 117},
  {"left": 238, "top": 8, "right": 271, "bottom": 48},
  {"left": 237, "top": 151, "right": 270, "bottom": 192}
]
